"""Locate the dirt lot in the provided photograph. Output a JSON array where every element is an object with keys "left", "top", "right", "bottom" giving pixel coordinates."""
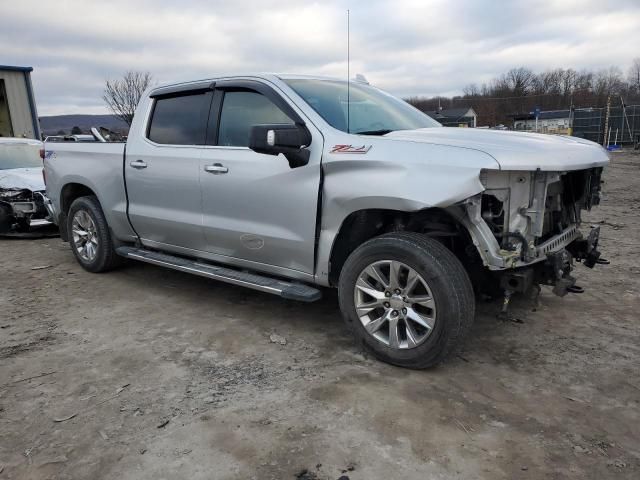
[{"left": 1, "top": 151, "right": 639, "bottom": 480}]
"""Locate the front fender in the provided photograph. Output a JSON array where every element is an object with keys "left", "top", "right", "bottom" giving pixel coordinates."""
[{"left": 313, "top": 140, "right": 498, "bottom": 285}]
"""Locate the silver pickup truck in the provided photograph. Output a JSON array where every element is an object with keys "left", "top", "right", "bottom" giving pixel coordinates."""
[{"left": 44, "top": 74, "right": 609, "bottom": 368}]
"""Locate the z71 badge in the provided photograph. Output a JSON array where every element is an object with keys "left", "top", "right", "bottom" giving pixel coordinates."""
[{"left": 330, "top": 144, "right": 372, "bottom": 154}]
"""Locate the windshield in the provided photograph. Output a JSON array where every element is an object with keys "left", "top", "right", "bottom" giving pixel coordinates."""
[
  {"left": 284, "top": 79, "right": 440, "bottom": 134},
  {"left": 0, "top": 143, "right": 42, "bottom": 170}
]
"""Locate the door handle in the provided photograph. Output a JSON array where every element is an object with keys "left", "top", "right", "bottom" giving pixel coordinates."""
[
  {"left": 129, "top": 160, "right": 148, "bottom": 169},
  {"left": 204, "top": 163, "right": 229, "bottom": 174}
]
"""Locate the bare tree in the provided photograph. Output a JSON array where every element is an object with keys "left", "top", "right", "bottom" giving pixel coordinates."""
[
  {"left": 462, "top": 83, "right": 480, "bottom": 97},
  {"left": 593, "top": 66, "right": 624, "bottom": 100},
  {"left": 505, "top": 67, "right": 535, "bottom": 96},
  {"left": 103, "top": 71, "right": 153, "bottom": 126},
  {"left": 406, "top": 63, "right": 640, "bottom": 126},
  {"left": 628, "top": 58, "right": 640, "bottom": 92},
  {"left": 533, "top": 69, "right": 562, "bottom": 95}
]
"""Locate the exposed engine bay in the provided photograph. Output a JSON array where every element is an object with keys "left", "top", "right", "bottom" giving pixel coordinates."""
[
  {"left": 479, "top": 168, "right": 602, "bottom": 254},
  {"left": 464, "top": 167, "right": 607, "bottom": 297}
]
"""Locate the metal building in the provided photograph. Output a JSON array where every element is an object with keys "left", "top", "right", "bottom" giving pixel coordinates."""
[
  {"left": 424, "top": 107, "right": 478, "bottom": 127},
  {"left": 512, "top": 110, "right": 572, "bottom": 135},
  {"left": 0, "top": 65, "right": 40, "bottom": 139}
]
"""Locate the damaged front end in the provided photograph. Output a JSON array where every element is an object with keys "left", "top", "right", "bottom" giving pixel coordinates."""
[
  {"left": 0, "top": 187, "right": 52, "bottom": 233},
  {"left": 450, "top": 167, "right": 607, "bottom": 298},
  {"left": 1, "top": 139, "right": 53, "bottom": 233}
]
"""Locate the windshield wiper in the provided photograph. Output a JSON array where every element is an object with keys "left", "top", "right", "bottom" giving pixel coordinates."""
[{"left": 355, "top": 129, "right": 394, "bottom": 136}]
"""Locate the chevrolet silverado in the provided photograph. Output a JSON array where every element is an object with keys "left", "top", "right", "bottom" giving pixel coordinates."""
[{"left": 43, "top": 74, "right": 609, "bottom": 368}]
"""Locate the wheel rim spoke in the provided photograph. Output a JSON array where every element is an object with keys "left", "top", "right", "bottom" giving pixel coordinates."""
[
  {"left": 405, "top": 268, "right": 420, "bottom": 294},
  {"left": 388, "top": 261, "right": 402, "bottom": 290},
  {"left": 405, "top": 320, "right": 419, "bottom": 348},
  {"left": 356, "top": 298, "right": 384, "bottom": 316},
  {"left": 78, "top": 211, "right": 87, "bottom": 228},
  {"left": 364, "top": 264, "right": 389, "bottom": 289},
  {"left": 388, "top": 317, "right": 400, "bottom": 348},
  {"left": 405, "top": 307, "right": 434, "bottom": 330},
  {"left": 355, "top": 277, "right": 385, "bottom": 301},
  {"left": 365, "top": 311, "right": 389, "bottom": 334},
  {"left": 406, "top": 295, "right": 434, "bottom": 309},
  {"left": 354, "top": 260, "right": 437, "bottom": 350}
]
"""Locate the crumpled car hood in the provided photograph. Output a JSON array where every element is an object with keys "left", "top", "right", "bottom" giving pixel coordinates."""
[
  {"left": 0, "top": 168, "right": 45, "bottom": 191},
  {"left": 384, "top": 127, "right": 610, "bottom": 171}
]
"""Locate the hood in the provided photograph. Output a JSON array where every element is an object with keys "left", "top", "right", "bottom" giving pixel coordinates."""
[
  {"left": 0, "top": 168, "right": 45, "bottom": 192},
  {"left": 384, "top": 128, "right": 609, "bottom": 171}
]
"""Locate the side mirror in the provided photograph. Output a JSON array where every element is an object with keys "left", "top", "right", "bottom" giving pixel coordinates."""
[{"left": 249, "top": 124, "right": 312, "bottom": 168}]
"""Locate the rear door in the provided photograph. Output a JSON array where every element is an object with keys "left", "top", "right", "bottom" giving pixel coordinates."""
[
  {"left": 199, "top": 80, "right": 322, "bottom": 275},
  {"left": 125, "top": 89, "right": 213, "bottom": 251}
]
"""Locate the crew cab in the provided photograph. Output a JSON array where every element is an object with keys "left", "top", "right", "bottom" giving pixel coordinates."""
[{"left": 44, "top": 74, "right": 609, "bottom": 368}]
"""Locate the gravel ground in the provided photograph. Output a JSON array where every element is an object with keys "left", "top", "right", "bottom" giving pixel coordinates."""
[{"left": 1, "top": 151, "right": 639, "bottom": 480}]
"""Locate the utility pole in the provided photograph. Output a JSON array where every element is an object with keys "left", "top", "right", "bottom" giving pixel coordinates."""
[{"left": 602, "top": 95, "right": 611, "bottom": 147}]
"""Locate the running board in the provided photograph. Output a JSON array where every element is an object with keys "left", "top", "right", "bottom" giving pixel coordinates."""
[{"left": 116, "top": 246, "right": 322, "bottom": 302}]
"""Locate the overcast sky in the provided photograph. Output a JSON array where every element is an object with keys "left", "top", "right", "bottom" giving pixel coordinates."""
[{"left": 2, "top": 0, "right": 639, "bottom": 116}]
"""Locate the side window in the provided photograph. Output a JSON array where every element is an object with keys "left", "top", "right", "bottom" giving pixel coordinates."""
[
  {"left": 217, "top": 91, "right": 293, "bottom": 147},
  {"left": 148, "top": 92, "right": 210, "bottom": 145}
]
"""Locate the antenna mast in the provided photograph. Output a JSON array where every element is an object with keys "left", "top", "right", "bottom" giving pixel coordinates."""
[{"left": 347, "top": 9, "right": 350, "bottom": 133}]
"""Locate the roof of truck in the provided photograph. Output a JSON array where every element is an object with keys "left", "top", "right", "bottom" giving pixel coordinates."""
[{"left": 150, "top": 73, "right": 355, "bottom": 92}]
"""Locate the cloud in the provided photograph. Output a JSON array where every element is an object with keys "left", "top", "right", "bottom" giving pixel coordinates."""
[{"left": 1, "top": 0, "right": 639, "bottom": 115}]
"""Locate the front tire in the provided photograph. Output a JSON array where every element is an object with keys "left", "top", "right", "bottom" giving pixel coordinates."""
[
  {"left": 338, "top": 232, "right": 475, "bottom": 369},
  {"left": 67, "top": 196, "right": 121, "bottom": 273}
]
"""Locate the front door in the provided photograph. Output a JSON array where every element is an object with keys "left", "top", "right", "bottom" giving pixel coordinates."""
[
  {"left": 199, "top": 82, "right": 322, "bottom": 275},
  {"left": 125, "top": 90, "right": 212, "bottom": 251}
]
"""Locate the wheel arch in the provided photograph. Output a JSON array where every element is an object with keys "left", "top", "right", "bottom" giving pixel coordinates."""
[
  {"left": 58, "top": 182, "right": 98, "bottom": 241},
  {"left": 327, "top": 207, "right": 481, "bottom": 287}
]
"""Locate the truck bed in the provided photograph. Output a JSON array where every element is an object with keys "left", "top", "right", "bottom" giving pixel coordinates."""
[{"left": 44, "top": 142, "right": 136, "bottom": 242}]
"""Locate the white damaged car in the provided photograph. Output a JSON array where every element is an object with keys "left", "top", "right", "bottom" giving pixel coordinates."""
[{"left": 0, "top": 138, "right": 53, "bottom": 233}]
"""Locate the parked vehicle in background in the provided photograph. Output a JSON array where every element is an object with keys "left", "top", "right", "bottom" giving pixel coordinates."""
[
  {"left": 45, "top": 127, "right": 126, "bottom": 144},
  {"left": 0, "top": 138, "right": 52, "bottom": 233},
  {"left": 44, "top": 74, "right": 609, "bottom": 368},
  {"left": 90, "top": 126, "right": 126, "bottom": 143},
  {"left": 44, "top": 134, "right": 97, "bottom": 143}
]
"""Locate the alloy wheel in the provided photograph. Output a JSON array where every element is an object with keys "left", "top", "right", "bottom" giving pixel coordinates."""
[
  {"left": 71, "top": 210, "right": 99, "bottom": 262},
  {"left": 354, "top": 260, "right": 437, "bottom": 349}
]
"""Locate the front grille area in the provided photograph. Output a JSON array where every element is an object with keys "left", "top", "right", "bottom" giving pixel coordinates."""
[
  {"left": 538, "top": 167, "right": 603, "bottom": 244},
  {"left": 537, "top": 225, "right": 580, "bottom": 255}
]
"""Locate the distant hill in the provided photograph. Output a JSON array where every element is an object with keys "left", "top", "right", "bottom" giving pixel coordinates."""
[{"left": 39, "top": 114, "right": 129, "bottom": 135}]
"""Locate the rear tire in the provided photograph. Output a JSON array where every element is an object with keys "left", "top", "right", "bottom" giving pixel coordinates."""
[
  {"left": 338, "top": 232, "right": 475, "bottom": 369},
  {"left": 67, "top": 196, "right": 122, "bottom": 272}
]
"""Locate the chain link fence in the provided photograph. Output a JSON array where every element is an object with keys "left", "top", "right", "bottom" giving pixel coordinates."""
[{"left": 572, "top": 105, "right": 640, "bottom": 147}]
